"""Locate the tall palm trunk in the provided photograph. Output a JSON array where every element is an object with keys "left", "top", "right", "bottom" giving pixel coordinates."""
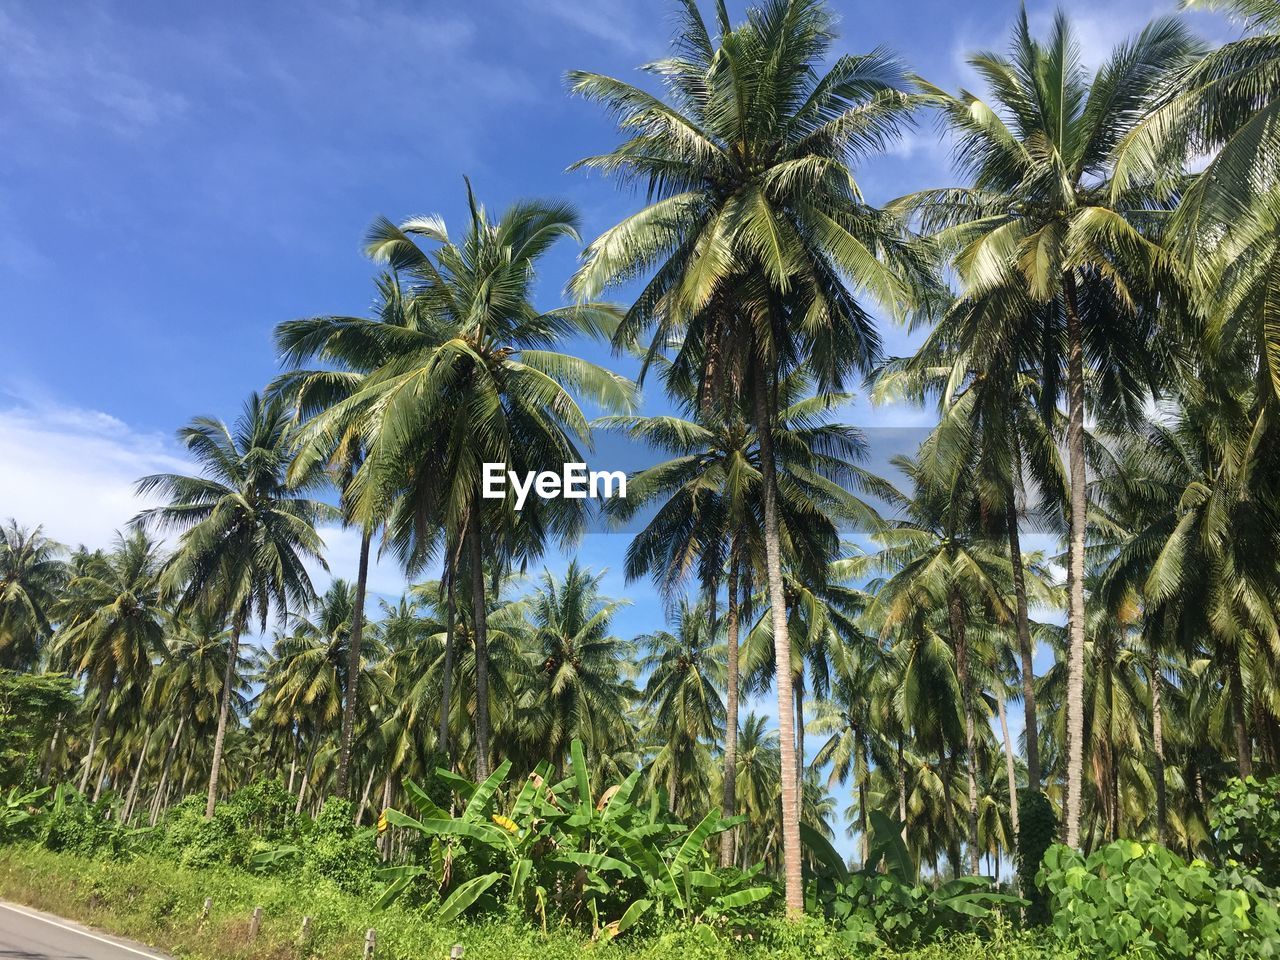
[
  {"left": 1006, "top": 426, "right": 1040, "bottom": 788},
  {"left": 719, "top": 545, "right": 741, "bottom": 868},
  {"left": 78, "top": 687, "right": 110, "bottom": 794},
  {"left": 438, "top": 553, "right": 458, "bottom": 760},
  {"left": 948, "top": 592, "right": 980, "bottom": 875},
  {"left": 750, "top": 370, "right": 802, "bottom": 915},
  {"left": 205, "top": 613, "right": 244, "bottom": 819},
  {"left": 356, "top": 767, "right": 376, "bottom": 826},
  {"left": 467, "top": 522, "right": 491, "bottom": 780},
  {"left": 996, "top": 694, "right": 1020, "bottom": 841},
  {"left": 897, "top": 737, "right": 908, "bottom": 842},
  {"left": 150, "top": 716, "right": 185, "bottom": 826},
  {"left": 1063, "top": 271, "right": 1088, "bottom": 850},
  {"left": 1229, "top": 647, "right": 1253, "bottom": 777},
  {"left": 1150, "top": 625, "right": 1167, "bottom": 843},
  {"left": 336, "top": 526, "right": 372, "bottom": 796},
  {"left": 121, "top": 726, "right": 154, "bottom": 823},
  {"left": 295, "top": 735, "right": 318, "bottom": 815},
  {"left": 793, "top": 680, "right": 803, "bottom": 824},
  {"left": 857, "top": 732, "right": 870, "bottom": 868}
]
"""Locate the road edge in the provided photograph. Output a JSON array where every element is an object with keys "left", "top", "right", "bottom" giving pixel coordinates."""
[{"left": 0, "top": 898, "right": 174, "bottom": 960}]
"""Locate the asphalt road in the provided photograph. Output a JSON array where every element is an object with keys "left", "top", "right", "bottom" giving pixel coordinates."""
[{"left": 0, "top": 901, "right": 170, "bottom": 960}]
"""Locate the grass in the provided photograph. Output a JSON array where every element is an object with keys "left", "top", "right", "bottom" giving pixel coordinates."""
[{"left": 0, "top": 846, "right": 1076, "bottom": 960}]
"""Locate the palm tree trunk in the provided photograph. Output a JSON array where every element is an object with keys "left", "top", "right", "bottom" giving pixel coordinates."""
[
  {"left": 93, "top": 752, "right": 110, "bottom": 801},
  {"left": 858, "top": 733, "right": 870, "bottom": 868},
  {"left": 438, "top": 553, "right": 458, "bottom": 760},
  {"left": 1063, "top": 269, "right": 1088, "bottom": 850},
  {"left": 337, "top": 526, "right": 372, "bottom": 797},
  {"left": 295, "top": 735, "right": 318, "bottom": 815},
  {"left": 150, "top": 717, "right": 185, "bottom": 827},
  {"left": 355, "top": 766, "right": 376, "bottom": 826},
  {"left": 78, "top": 688, "right": 109, "bottom": 794},
  {"left": 121, "top": 726, "right": 154, "bottom": 823},
  {"left": 750, "top": 370, "right": 803, "bottom": 915},
  {"left": 719, "top": 546, "right": 741, "bottom": 868},
  {"left": 1006, "top": 428, "right": 1040, "bottom": 789},
  {"left": 1229, "top": 647, "right": 1253, "bottom": 778},
  {"left": 949, "top": 593, "right": 980, "bottom": 875},
  {"left": 795, "top": 681, "right": 805, "bottom": 788},
  {"left": 996, "top": 694, "right": 1020, "bottom": 842},
  {"left": 897, "top": 737, "right": 908, "bottom": 841},
  {"left": 467, "top": 522, "right": 491, "bottom": 780},
  {"left": 205, "top": 613, "right": 243, "bottom": 819},
  {"left": 1150, "top": 642, "right": 1167, "bottom": 844}
]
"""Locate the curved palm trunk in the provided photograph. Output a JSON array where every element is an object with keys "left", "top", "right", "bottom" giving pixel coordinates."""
[
  {"left": 719, "top": 546, "right": 741, "bottom": 868},
  {"left": 336, "top": 526, "right": 372, "bottom": 797},
  {"left": 78, "top": 687, "right": 110, "bottom": 794},
  {"left": 205, "top": 613, "right": 244, "bottom": 819},
  {"left": 1006, "top": 429, "right": 1040, "bottom": 789},
  {"left": 467, "top": 522, "right": 491, "bottom": 780},
  {"left": 295, "top": 735, "right": 318, "bottom": 815},
  {"left": 438, "top": 555, "right": 458, "bottom": 761},
  {"left": 750, "top": 372, "right": 803, "bottom": 915},
  {"left": 1063, "top": 271, "right": 1088, "bottom": 850},
  {"left": 121, "top": 726, "right": 154, "bottom": 824},
  {"left": 897, "top": 737, "right": 908, "bottom": 842},
  {"left": 948, "top": 592, "right": 980, "bottom": 875},
  {"left": 149, "top": 716, "right": 185, "bottom": 827},
  {"left": 996, "top": 693, "right": 1020, "bottom": 842}
]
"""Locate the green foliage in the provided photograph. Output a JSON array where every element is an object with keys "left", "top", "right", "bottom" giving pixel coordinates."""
[
  {"left": 1039, "top": 840, "right": 1280, "bottom": 958},
  {"left": 379, "top": 741, "right": 772, "bottom": 936},
  {"left": 0, "top": 670, "right": 77, "bottom": 788},
  {"left": 805, "top": 811, "right": 1024, "bottom": 948},
  {"left": 1016, "top": 790, "right": 1057, "bottom": 926},
  {"left": 1211, "top": 776, "right": 1280, "bottom": 892},
  {"left": 40, "top": 784, "right": 143, "bottom": 858},
  {"left": 0, "top": 845, "right": 1076, "bottom": 960},
  {"left": 0, "top": 786, "right": 50, "bottom": 841}
]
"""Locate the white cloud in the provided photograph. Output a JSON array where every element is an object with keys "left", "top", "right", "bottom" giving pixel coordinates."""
[{"left": 0, "top": 395, "right": 187, "bottom": 548}]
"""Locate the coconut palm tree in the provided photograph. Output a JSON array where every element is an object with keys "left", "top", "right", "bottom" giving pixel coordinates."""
[
  {"left": 135, "top": 392, "right": 331, "bottom": 817},
  {"left": 0, "top": 521, "right": 67, "bottom": 671},
  {"left": 638, "top": 597, "right": 726, "bottom": 817},
  {"left": 52, "top": 529, "right": 168, "bottom": 795},
  {"left": 293, "top": 184, "right": 633, "bottom": 779},
  {"left": 523, "top": 562, "right": 636, "bottom": 775},
  {"left": 570, "top": 0, "right": 934, "bottom": 911},
  {"left": 895, "top": 11, "right": 1201, "bottom": 847}
]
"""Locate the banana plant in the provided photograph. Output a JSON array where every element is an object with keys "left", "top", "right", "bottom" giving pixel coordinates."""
[{"left": 376, "top": 740, "right": 772, "bottom": 937}]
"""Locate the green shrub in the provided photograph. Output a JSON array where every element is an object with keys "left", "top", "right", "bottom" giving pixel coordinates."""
[
  {"left": 1211, "top": 776, "right": 1280, "bottom": 891},
  {"left": 1038, "top": 840, "right": 1280, "bottom": 958},
  {"left": 1016, "top": 790, "right": 1056, "bottom": 926}
]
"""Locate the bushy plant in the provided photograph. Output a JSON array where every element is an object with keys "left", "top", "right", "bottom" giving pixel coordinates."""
[
  {"left": 805, "top": 811, "right": 1023, "bottom": 949},
  {"left": 1016, "top": 790, "right": 1057, "bottom": 926},
  {"left": 1211, "top": 776, "right": 1280, "bottom": 892},
  {"left": 378, "top": 741, "right": 773, "bottom": 937},
  {"left": 300, "top": 797, "right": 380, "bottom": 893},
  {"left": 39, "top": 784, "right": 142, "bottom": 858},
  {"left": 1038, "top": 840, "right": 1280, "bottom": 958}
]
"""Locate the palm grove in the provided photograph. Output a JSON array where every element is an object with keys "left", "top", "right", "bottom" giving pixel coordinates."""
[{"left": 3, "top": 0, "right": 1279, "bottom": 922}]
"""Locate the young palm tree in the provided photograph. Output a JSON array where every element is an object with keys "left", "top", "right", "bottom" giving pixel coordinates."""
[
  {"left": 524, "top": 562, "right": 636, "bottom": 775},
  {"left": 638, "top": 597, "right": 726, "bottom": 817},
  {"left": 52, "top": 529, "right": 168, "bottom": 794},
  {"left": 294, "top": 185, "right": 632, "bottom": 779},
  {"left": 135, "top": 392, "right": 331, "bottom": 817},
  {"left": 896, "top": 11, "right": 1201, "bottom": 848},
  {"left": 272, "top": 273, "right": 415, "bottom": 796},
  {"left": 0, "top": 521, "right": 67, "bottom": 671},
  {"left": 571, "top": 0, "right": 933, "bottom": 912}
]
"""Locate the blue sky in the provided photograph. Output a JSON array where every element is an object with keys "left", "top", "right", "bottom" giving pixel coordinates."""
[{"left": 0, "top": 0, "right": 1236, "bottom": 857}]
